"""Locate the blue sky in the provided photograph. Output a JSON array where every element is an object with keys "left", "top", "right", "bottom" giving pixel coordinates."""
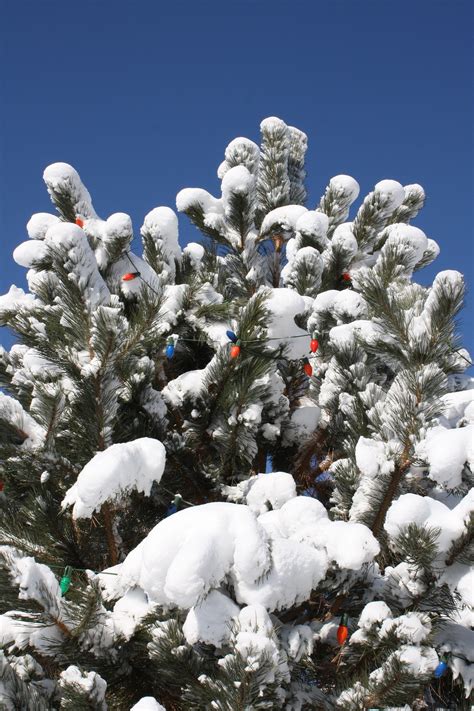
[{"left": 1, "top": 0, "right": 472, "bottom": 363}]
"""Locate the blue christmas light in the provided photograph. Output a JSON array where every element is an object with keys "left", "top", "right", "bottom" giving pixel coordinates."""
[
  {"left": 166, "top": 494, "right": 182, "bottom": 517},
  {"left": 434, "top": 659, "right": 448, "bottom": 678},
  {"left": 226, "top": 330, "right": 238, "bottom": 343},
  {"left": 166, "top": 343, "right": 175, "bottom": 359}
]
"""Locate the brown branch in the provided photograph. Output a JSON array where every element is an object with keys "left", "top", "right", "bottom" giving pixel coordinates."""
[
  {"left": 101, "top": 502, "right": 119, "bottom": 566},
  {"left": 370, "top": 458, "right": 411, "bottom": 537}
]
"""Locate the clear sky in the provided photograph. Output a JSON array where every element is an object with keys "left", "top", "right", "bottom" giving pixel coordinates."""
[{"left": 1, "top": 0, "right": 473, "bottom": 364}]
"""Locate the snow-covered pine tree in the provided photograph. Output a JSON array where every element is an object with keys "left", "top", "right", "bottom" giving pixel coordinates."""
[{"left": 0, "top": 117, "right": 472, "bottom": 710}]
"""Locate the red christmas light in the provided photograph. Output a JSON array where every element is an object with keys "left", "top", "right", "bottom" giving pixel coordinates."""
[
  {"left": 230, "top": 344, "right": 241, "bottom": 359},
  {"left": 342, "top": 272, "right": 351, "bottom": 282},
  {"left": 310, "top": 338, "right": 319, "bottom": 353},
  {"left": 122, "top": 272, "right": 140, "bottom": 282},
  {"left": 303, "top": 361, "right": 313, "bottom": 377},
  {"left": 75, "top": 218, "right": 84, "bottom": 228},
  {"left": 337, "top": 613, "right": 349, "bottom": 645}
]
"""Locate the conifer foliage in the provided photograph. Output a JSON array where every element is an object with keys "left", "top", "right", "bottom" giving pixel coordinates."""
[{"left": 0, "top": 117, "right": 472, "bottom": 710}]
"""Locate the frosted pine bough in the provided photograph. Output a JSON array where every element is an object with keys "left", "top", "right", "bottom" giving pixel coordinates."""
[{"left": 0, "top": 117, "right": 471, "bottom": 710}]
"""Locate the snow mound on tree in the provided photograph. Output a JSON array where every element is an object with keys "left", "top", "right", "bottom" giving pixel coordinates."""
[
  {"left": 385, "top": 492, "right": 472, "bottom": 554},
  {"left": 13, "top": 240, "right": 48, "bottom": 268},
  {"left": 260, "top": 205, "right": 307, "bottom": 237},
  {"left": 26, "top": 212, "right": 60, "bottom": 240},
  {"left": 141, "top": 206, "right": 181, "bottom": 278},
  {"left": 328, "top": 174, "right": 360, "bottom": 203},
  {"left": 59, "top": 666, "right": 107, "bottom": 709},
  {"left": 417, "top": 424, "right": 474, "bottom": 488},
  {"left": 266, "top": 288, "right": 310, "bottom": 359},
  {"left": 130, "top": 698, "right": 166, "bottom": 711},
  {"left": 43, "top": 162, "right": 98, "bottom": 219},
  {"left": 183, "top": 589, "right": 239, "bottom": 646},
  {"left": 117, "top": 502, "right": 272, "bottom": 609},
  {"left": 45, "top": 223, "right": 111, "bottom": 309},
  {"left": 115, "top": 492, "right": 379, "bottom": 614},
  {"left": 62, "top": 438, "right": 166, "bottom": 519},
  {"left": 245, "top": 472, "right": 297, "bottom": 514},
  {"left": 0, "top": 392, "right": 45, "bottom": 449}
]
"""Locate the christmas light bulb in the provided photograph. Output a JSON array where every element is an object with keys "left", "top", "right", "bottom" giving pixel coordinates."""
[
  {"left": 59, "top": 566, "right": 73, "bottom": 596},
  {"left": 166, "top": 337, "right": 175, "bottom": 359},
  {"left": 310, "top": 338, "right": 319, "bottom": 353},
  {"left": 337, "top": 613, "right": 349, "bottom": 645},
  {"left": 273, "top": 234, "right": 284, "bottom": 253},
  {"left": 434, "top": 658, "right": 448, "bottom": 679},
  {"left": 230, "top": 341, "right": 241, "bottom": 359}
]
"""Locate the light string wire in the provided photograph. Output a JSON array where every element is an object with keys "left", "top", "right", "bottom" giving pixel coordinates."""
[{"left": 122, "top": 251, "right": 474, "bottom": 364}]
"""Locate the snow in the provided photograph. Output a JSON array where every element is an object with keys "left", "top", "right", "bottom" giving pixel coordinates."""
[
  {"left": 109, "top": 251, "right": 161, "bottom": 299},
  {"left": 217, "top": 136, "right": 260, "bottom": 179},
  {"left": 358, "top": 601, "right": 392, "bottom": 630},
  {"left": 117, "top": 502, "right": 271, "bottom": 609},
  {"left": 384, "top": 493, "right": 467, "bottom": 554},
  {"left": 295, "top": 210, "right": 329, "bottom": 246},
  {"left": 26, "top": 212, "right": 60, "bottom": 240},
  {"left": 14, "top": 556, "right": 61, "bottom": 607},
  {"left": 281, "top": 246, "right": 323, "bottom": 295},
  {"left": 417, "top": 424, "right": 474, "bottom": 488},
  {"left": 265, "top": 288, "right": 310, "bottom": 359},
  {"left": 439, "top": 389, "right": 474, "bottom": 426},
  {"left": 281, "top": 623, "right": 314, "bottom": 661},
  {"left": 61, "top": 438, "right": 166, "bottom": 519},
  {"left": 328, "top": 174, "right": 360, "bottom": 203},
  {"left": 112, "top": 588, "right": 152, "bottom": 640},
  {"left": 0, "top": 285, "right": 36, "bottom": 319},
  {"left": 308, "top": 290, "right": 368, "bottom": 338},
  {"left": 282, "top": 399, "right": 321, "bottom": 446},
  {"left": 221, "top": 165, "right": 254, "bottom": 200},
  {"left": 115, "top": 495, "right": 379, "bottom": 616},
  {"left": 331, "top": 223, "right": 358, "bottom": 257},
  {"left": 43, "top": 162, "right": 98, "bottom": 219},
  {"left": 383, "top": 224, "right": 428, "bottom": 265},
  {"left": 260, "top": 115, "right": 287, "bottom": 133},
  {"left": 13, "top": 240, "right": 48, "bottom": 268},
  {"left": 130, "top": 698, "right": 166, "bottom": 711},
  {"left": 162, "top": 368, "right": 206, "bottom": 408},
  {"left": 233, "top": 604, "right": 286, "bottom": 682},
  {"left": 183, "top": 590, "right": 239, "bottom": 646},
  {"left": 260, "top": 205, "right": 307, "bottom": 237},
  {"left": 379, "top": 613, "right": 431, "bottom": 644},
  {"left": 0, "top": 392, "right": 45, "bottom": 449},
  {"left": 245, "top": 472, "right": 297, "bottom": 514},
  {"left": 183, "top": 242, "right": 205, "bottom": 267},
  {"left": 45, "top": 223, "right": 110, "bottom": 309},
  {"left": 436, "top": 621, "right": 474, "bottom": 696},
  {"left": 176, "top": 187, "right": 223, "bottom": 217},
  {"left": 141, "top": 207, "right": 181, "bottom": 275},
  {"left": 355, "top": 438, "right": 387, "bottom": 479},
  {"left": 328, "top": 319, "right": 377, "bottom": 349},
  {"left": 322, "top": 520, "right": 380, "bottom": 570},
  {"left": 451, "top": 655, "right": 474, "bottom": 698},
  {"left": 397, "top": 644, "right": 438, "bottom": 676},
  {"left": 441, "top": 563, "right": 474, "bottom": 607},
  {"left": 0, "top": 611, "right": 63, "bottom": 655},
  {"left": 373, "top": 179, "right": 405, "bottom": 210},
  {"left": 59, "top": 666, "right": 107, "bottom": 708}
]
